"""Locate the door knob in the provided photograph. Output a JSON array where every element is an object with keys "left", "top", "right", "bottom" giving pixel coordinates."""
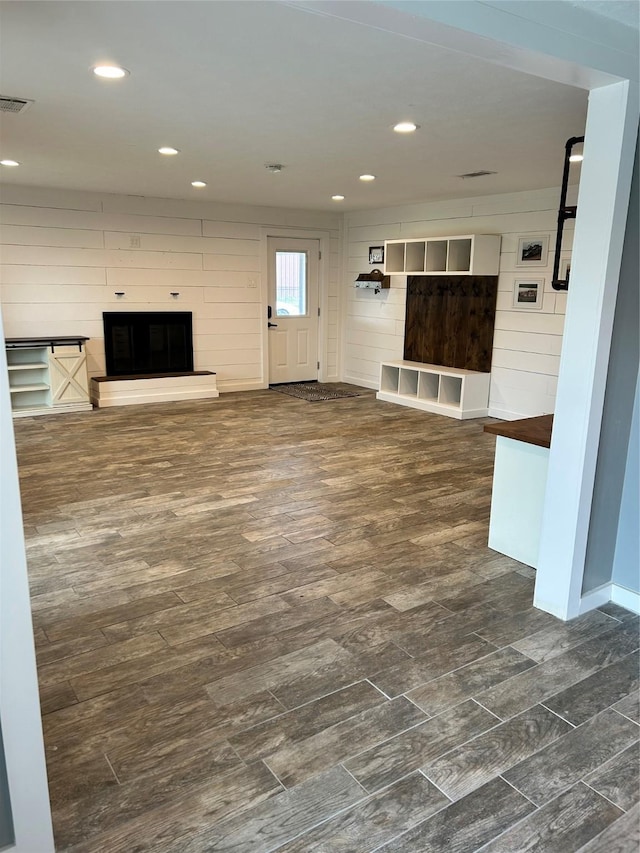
[{"left": 268, "top": 322, "right": 278, "bottom": 328}]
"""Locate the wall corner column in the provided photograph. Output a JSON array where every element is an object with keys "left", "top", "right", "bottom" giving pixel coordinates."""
[{"left": 534, "top": 80, "right": 639, "bottom": 620}]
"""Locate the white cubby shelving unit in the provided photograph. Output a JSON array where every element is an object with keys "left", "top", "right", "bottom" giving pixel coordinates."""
[
  {"left": 6, "top": 337, "right": 92, "bottom": 417},
  {"left": 7, "top": 347, "right": 52, "bottom": 415},
  {"left": 384, "top": 234, "right": 500, "bottom": 276},
  {"left": 377, "top": 360, "right": 490, "bottom": 420}
]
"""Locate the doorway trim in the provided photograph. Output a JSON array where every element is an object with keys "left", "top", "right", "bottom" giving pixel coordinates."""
[{"left": 259, "top": 227, "right": 332, "bottom": 388}]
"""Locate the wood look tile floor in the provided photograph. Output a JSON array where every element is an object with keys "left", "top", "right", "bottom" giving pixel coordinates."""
[{"left": 15, "top": 387, "right": 639, "bottom": 852}]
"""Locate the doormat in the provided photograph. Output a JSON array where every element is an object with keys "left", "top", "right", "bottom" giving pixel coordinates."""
[{"left": 269, "top": 382, "right": 362, "bottom": 402}]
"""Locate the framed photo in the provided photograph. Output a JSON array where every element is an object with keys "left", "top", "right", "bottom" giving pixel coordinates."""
[
  {"left": 513, "top": 277, "right": 544, "bottom": 310},
  {"left": 560, "top": 257, "right": 571, "bottom": 284},
  {"left": 516, "top": 235, "right": 549, "bottom": 267},
  {"left": 369, "top": 245, "right": 385, "bottom": 265}
]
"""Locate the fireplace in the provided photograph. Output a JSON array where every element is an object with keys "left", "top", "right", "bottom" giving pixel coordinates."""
[{"left": 103, "top": 312, "right": 194, "bottom": 377}]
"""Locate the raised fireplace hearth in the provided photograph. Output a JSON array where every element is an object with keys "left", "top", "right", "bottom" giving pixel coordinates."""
[{"left": 91, "top": 311, "right": 218, "bottom": 408}]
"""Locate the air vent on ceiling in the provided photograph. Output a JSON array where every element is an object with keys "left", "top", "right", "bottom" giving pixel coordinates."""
[
  {"left": 457, "top": 170, "right": 497, "bottom": 179},
  {"left": 0, "top": 95, "right": 34, "bottom": 114}
]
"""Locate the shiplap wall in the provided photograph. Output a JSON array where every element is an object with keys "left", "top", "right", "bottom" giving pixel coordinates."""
[
  {"left": 343, "top": 186, "right": 575, "bottom": 419},
  {"left": 0, "top": 186, "right": 341, "bottom": 391}
]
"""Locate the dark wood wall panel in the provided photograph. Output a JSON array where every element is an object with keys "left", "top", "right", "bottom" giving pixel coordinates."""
[{"left": 404, "top": 275, "right": 499, "bottom": 373}]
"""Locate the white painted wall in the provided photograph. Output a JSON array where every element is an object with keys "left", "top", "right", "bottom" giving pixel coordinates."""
[
  {"left": 343, "top": 186, "right": 575, "bottom": 420},
  {"left": 0, "top": 186, "right": 341, "bottom": 390}
]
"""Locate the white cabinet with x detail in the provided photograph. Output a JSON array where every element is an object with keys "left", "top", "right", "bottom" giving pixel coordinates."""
[{"left": 6, "top": 336, "right": 93, "bottom": 417}]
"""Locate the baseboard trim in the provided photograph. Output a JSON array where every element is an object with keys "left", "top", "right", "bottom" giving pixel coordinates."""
[
  {"left": 343, "top": 374, "right": 379, "bottom": 391},
  {"left": 217, "top": 380, "right": 266, "bottom": 393},
  {"left": 611, "top": 583, "right": 640, "bottom": 614},
  {"left": 487, "top": 407, "right": 534, "bottom": 421},
  {"left": 578, "top": 584, "right": 613, "bottom": 615}
]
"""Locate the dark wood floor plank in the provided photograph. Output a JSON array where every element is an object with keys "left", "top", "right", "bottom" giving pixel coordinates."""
[
  {"left": 584, "top": 742, "right": 640, "bottom": 811},
  {"left": 612, "top": 690, "right": 640, "bottom": 724},
  {"left": 228, "top": 680, "right": 385, "bottom": 762},
  {"left": 370, "top": 635, "right": 497, "bottom": 698},
  {"left": 102, "top": 690, "right": 286, "bottom": 783},
  {"left": 265, "top": 696, "right": 427, "bottom": 787},
  {"left": 41, "top": 591, "right": 184, "bottom": 644},
  {"left": 39, "top": 681, "right": 78, "bottom": 715},
  {"left": 406, "top": 646, "right": 536, "bottom": 715},
  {"left": 479, "top": 782, "right": 624, "bottom": 852},
  {"left": 476, "top": 621, "right": 640, "bottom": 720},
  {"left": 38, "top": 632, "right": 168, "bottom": 688},
  {"left": 344, "top": 699, "right": 498, "bottom": 793},
  {"left": 206, "top": 637, "right": 357, "bottom": 706},
  {"left": 70, "top": 633, "right": 226, "bottom": 701},
  {"left": 423, "top": 704, "right": 572, "bottom": 800},
  {"left": 214, "top": 597, "right": 342, "bottom": 649},
  {"left": 66, "top": 761, "right": 282, "bottom": 853},
  {"left": 275, "top": 773, "right": 449, "bottom": 853},
  {"left": 173, "top": 766, "right": 365, "bottom": 853},
  {"left": 511, "top": 610, "right": 621, "bottom": 663},
  {"left": 503, "top": 708, "right": 640, "bottom": 806},
  {"left": 574, "top": 804, "right": 640, "bottom": 853},
  {"left": 374, "top": 777, "right": 535, "bottom": 852},
  {"left": 543, "top": 651, "right": 640, "bottom": 726}
]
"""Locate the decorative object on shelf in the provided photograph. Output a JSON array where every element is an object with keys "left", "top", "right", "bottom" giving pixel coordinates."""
[
  {"left": 354, "top": 269, "right": 390, "bottom": 294},
  {"left": 369, "top": 245, "right": 384, "bottom": 264},
  {"left": 516, "top": 235, "right": 549, "bottom": 267},
  {"left": 552, "top": 135, "right": 584, "bottom": 291},
  {"left": 513, "top": 277, "right": 544, "bottom": 310},
  {"left": 559, "top": 257, "right": 571, "bottom": 287},
  {"left": 384, "top": 234, "right": 500, "bottom": 276}
]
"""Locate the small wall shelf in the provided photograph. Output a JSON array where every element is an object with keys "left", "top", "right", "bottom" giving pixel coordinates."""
[
  {"left": 384, "top": 234, "right": 500, "bottom": 276},
  {"left": 377, "top": 359, "right": 490, "bottom": 419},
  {"left": 5, "top": 337, "right": 92, "bottom": 417}
]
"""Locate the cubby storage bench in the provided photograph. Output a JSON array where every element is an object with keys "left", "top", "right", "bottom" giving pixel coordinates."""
[
  {"left": 6, "top": 336, "right": 92, "bottom": 418},
  {"left": 377, "top": 360, "right": 490, "bottom": 420},
  {"left": 384, "top": 234, "right": 500, "bottom": 276}
]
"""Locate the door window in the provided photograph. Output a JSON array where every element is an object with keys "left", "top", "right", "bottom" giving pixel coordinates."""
[{"left": 276, "top": 251, "right": 307, "bottom": 316}]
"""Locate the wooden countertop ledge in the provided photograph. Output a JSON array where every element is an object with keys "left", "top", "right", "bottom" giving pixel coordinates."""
[{"left": 484, "top": 414, "right": 553, "bottom": 449}]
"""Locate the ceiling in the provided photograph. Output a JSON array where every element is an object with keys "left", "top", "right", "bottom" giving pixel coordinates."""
[{"left": 0, "top": 1, "right": 593, "bottom": 211}]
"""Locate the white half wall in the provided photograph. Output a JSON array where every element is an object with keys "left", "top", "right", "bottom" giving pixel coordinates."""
[
  {"left": 0, "top": 187, "right": 341, "bottom": 391},
  {"left": 343, "top": 186, "right": 575, "bottom": 418}
]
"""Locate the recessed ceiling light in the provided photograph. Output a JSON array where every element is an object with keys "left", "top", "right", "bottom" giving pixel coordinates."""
[
  {"left": 359, "top": 174, "right": 376, "bottom": 182},
  {"left": 191, "top": 180, "right": 207, "bottom": 188},
  {"left": 92, "top": 64, "right": 129, "bottom": 79},
  {"left": 569, "top": 154, "right": 584, "bottom": 163},
  {"left": 331, "top": 195, "right": 345, "bottom": 201},
  {"left": 0, "top": 159, "right": 20, "bottom": 167},
  {"left": 393, "top": 122, "right": 419, "bottom": 133},
  {"left": 158, "top": 147, "right": 179, "bottom": 156}
]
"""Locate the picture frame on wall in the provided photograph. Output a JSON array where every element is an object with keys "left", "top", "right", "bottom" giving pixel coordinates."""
[
  {"left": 369, "top": 245, "right": 385, "bottom": 265},
  {"left": 560, "top": 257, "right": 571, "bottom": 284},
  {"left": 516, "top": 235, "right": 549, "bottom": 267},
  {"left": 513, "top": 277, "right": 544, "bottom": 310}
]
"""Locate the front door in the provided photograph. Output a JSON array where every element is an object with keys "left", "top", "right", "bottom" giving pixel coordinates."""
[{"left": 267, "top": 237, "right": 319, "bottom": 384}]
